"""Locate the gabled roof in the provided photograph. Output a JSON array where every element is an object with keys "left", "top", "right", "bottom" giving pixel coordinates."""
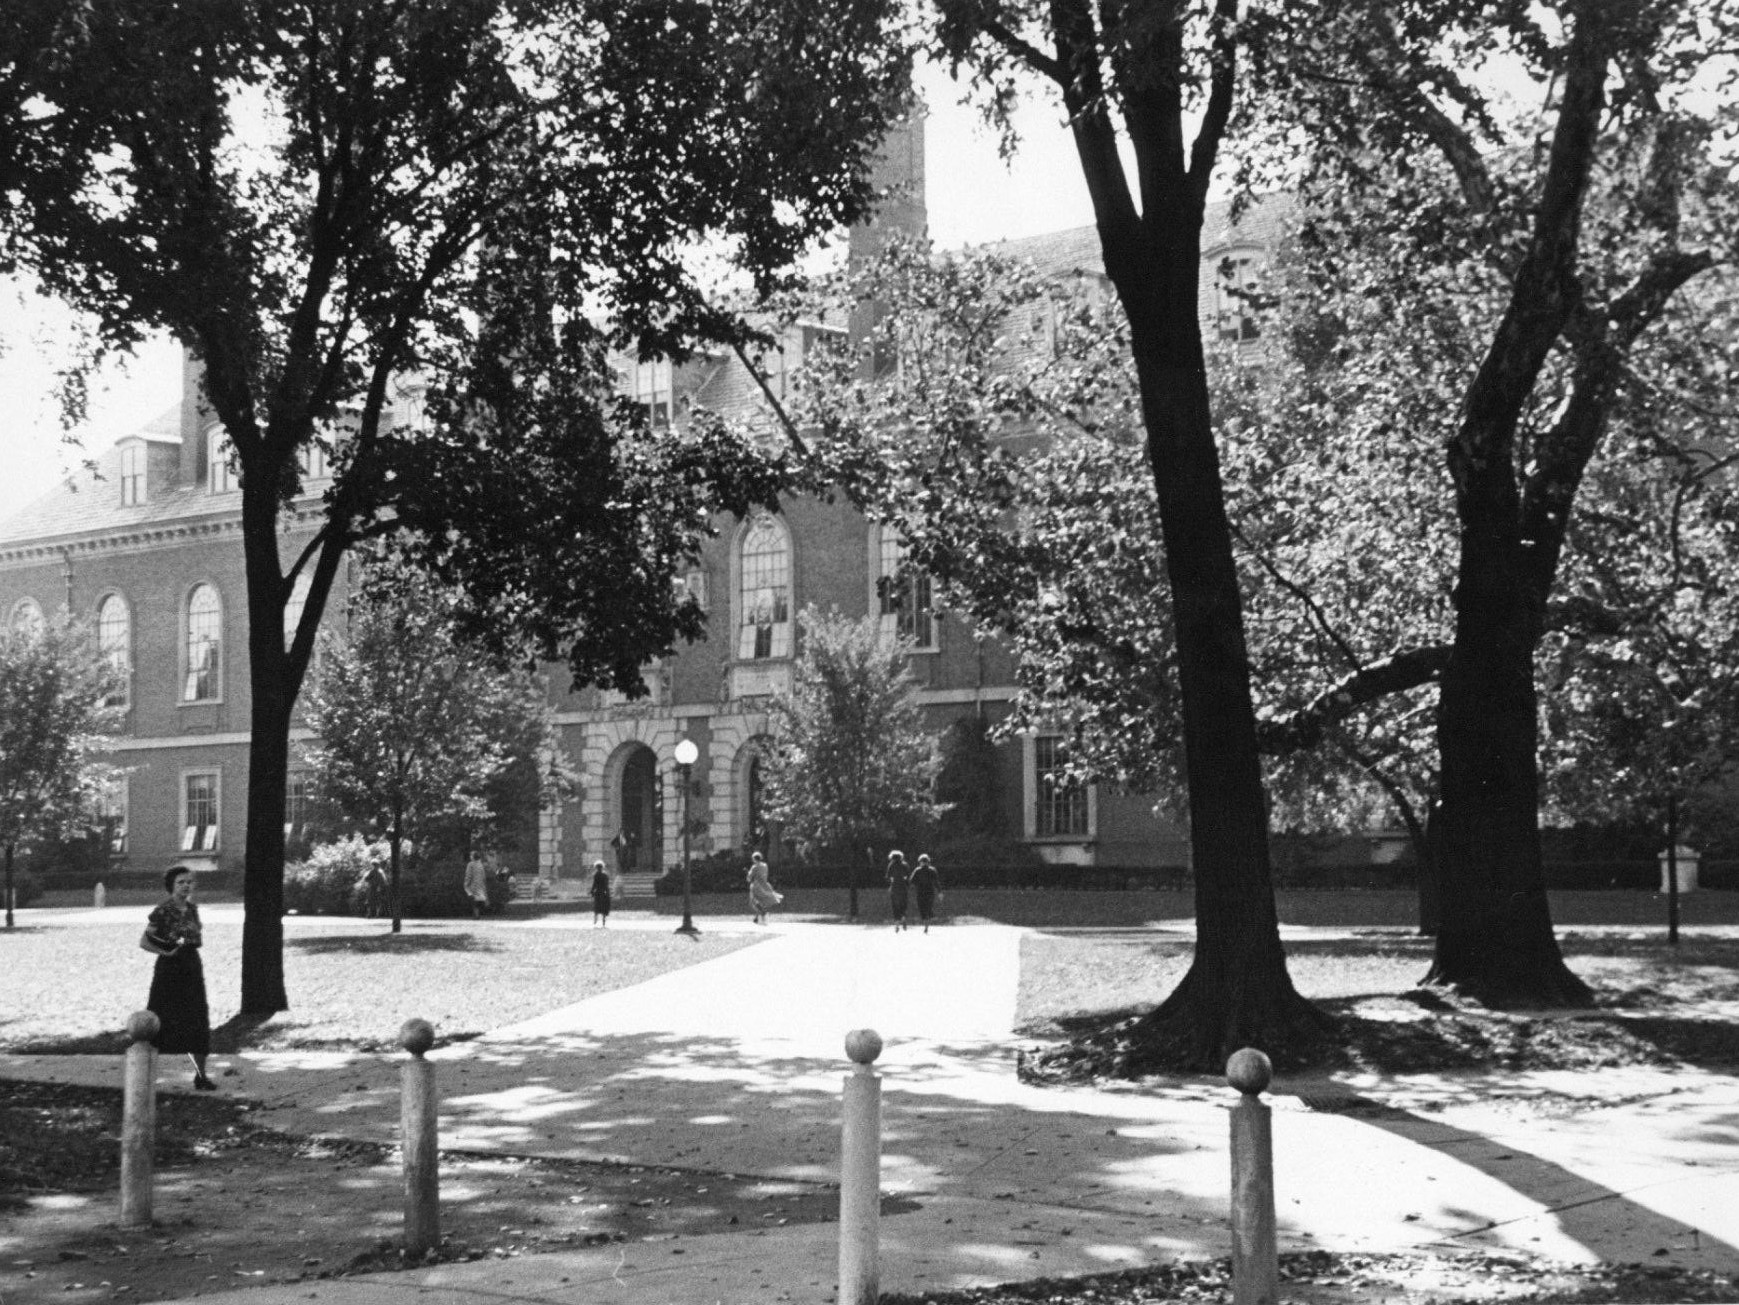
[{"left": 0, "top": 406, "right": 234, "bottom": 550}]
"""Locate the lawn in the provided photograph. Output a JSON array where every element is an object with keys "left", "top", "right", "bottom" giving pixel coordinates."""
[{"left": 0, "top": 916, "right": 765, "bottom": 1054}]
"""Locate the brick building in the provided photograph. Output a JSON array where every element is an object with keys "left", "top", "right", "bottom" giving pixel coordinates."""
[{"left": 0, "top": 121, "right": 1284, "bottom": 892}]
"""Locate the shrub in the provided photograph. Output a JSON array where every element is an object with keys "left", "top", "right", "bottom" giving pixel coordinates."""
[
  {"left": 655, "top": 847, "right": 753, "bottom": 896},
  {"left": 5, "top": 867, "right": 44, "bottom": 909},
  {"left": 284, "top": 836, "right": 382, "bottom": 915},
  {"left": 287, "top": 838, "right": 517, "bottom": 917}
]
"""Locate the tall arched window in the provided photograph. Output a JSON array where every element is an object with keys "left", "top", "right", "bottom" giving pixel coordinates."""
[
  {"left": 9, "top": 597, "right": 44, "bottom": 639},
  {"left": 184, "top": 584, "right": 222, "bottom": 702},
  {"left": 737, "top": 515, "right": 791, "bottom": 660},
  {"left": 97, "top": 593, "right": 131, "bottom": 707}
]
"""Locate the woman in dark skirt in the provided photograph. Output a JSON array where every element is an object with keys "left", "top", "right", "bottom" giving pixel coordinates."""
[
  {"left": 590, "top": 859, "right": 613, "bottom": 928},
  {"left": 144, "top": 865, "right": 215, "bottom": 1090},
  {"left": 885, "top": 850, "right": 910, "bottom": 931},
  {"left": 910, "top": 854, "right": 940, "bottom": 933}
]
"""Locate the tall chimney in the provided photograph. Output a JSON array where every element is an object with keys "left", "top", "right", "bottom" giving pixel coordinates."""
[
  {"left": 849, "top": 107, "right": 927, "bottom": 364},
  {"left": 178, "top": 346, "right": 211, "bottom": 486}
]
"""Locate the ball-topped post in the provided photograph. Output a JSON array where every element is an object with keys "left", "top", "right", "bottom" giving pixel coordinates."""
[
  {"left": 126, "top": 1010, "right": 162, "bottom": 1044},
  {"left": 398, "top": 1018, "right": 440, "bottom": 1257},
  {"left": 120, "top": 1011, "right": 159, "bottom": 1226},
  {"left": 673, "top": 737, "right": 701, "bottom": 936},
  {"left": 1226, "top": 1047, "right": 1278, "bottom": 1305},
  {"left": 839, "top": 1028, "right": 884, "bottom": 1305},
  {"left": 845, "top": 1028, "right": 883, "bottom": 1066},
  {"left": 399, "top": 1018, "right": 436, "bottom": 1058},
  {"left": 1226, "top": 1047, "right": 1272, "bottom": 1096}
]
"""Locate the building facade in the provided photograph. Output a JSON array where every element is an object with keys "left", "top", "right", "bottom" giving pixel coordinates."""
[{"left": 0, "top": 124, "right": 1283, "bottom": 890}]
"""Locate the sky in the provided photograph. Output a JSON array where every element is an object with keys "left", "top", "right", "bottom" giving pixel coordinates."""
[{"left": 0, "top": 60, "right": 1096, "bottom": 523}]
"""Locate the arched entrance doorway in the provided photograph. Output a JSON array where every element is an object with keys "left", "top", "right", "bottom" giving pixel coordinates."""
[
  {"left": 740, "top": 737, "right": 782, "bottom": 868},
  {"left": 618, "top": 745, "right": 662, "bottom": 874}
]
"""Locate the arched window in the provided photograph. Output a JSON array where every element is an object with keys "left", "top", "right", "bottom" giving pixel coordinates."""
[
  {"left": 737, "top": 515, "right": 791, "bottom": 660},
  {"left": 184, "top": 584, "right": 222, "bottom": 702},
  {"left": 9, "top": 597, "right": 44, "bottom": 639},
  {"left": 97, "top": 593, "right": 131, "bottom": 707}
]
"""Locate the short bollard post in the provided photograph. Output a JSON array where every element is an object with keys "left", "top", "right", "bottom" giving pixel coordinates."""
[
  {"left": 120, "top": 1010, "right": 160, "bottom": 1227},
  {"left": 1227, "top": 1048, "right": 1278, "bottom": 1305},
  {"left": 399, "top": 1018, "right": 440, "bottom": 1258},
  {"left": 94, "top": 882, "right": 107, "bottom": 909},
  {"left": 839, "top": 1028, "right": 883, "bottom": 1305}
]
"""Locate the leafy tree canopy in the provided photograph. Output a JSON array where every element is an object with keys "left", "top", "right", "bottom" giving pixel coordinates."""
[{"left": 761, "top": 606, "right": 943, "bottom": 858}]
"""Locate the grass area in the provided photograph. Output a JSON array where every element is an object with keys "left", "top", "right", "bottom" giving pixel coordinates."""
[{"left": 0, "top": 918, "right": 764, "bottom": 1054}]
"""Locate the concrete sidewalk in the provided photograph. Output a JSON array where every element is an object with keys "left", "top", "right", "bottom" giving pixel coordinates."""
[{"left": 4, "top": 920, "right": 1738, "bottom": 1304}]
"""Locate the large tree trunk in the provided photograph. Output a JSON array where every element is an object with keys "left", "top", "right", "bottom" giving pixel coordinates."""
[
  {"left": 238, "top": 484, "right": 296, "bottom": 1015},
  {"left": 1427, "top": 521, "right": 1590, "bottom": 1005},
  {"left": 1102, "top": 202, "right": 1328, "bottom": 1071}
]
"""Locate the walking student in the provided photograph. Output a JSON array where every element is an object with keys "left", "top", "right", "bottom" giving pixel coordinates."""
[
  {"left": 463, "top": 851, "right": 489, "bottom": 918},
  {"left": 747, "top": 851, "right": 783, "bottom": 925},
  {"left": 141, "top": 865, "right": 215, "bottom": 1090},
  {"left": 590, "top": 858, "right": 613, "bottom": 928},
  {"left": 885, "top": 850, "right": 910, "bottom": 931},
  {"left": 911, "top": 853, "right": 941, "bottom": 933}
]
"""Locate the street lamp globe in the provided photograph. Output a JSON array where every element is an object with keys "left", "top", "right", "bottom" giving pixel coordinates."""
[{"left": 674, "top": 738, "right": 699, "bottom": 767}]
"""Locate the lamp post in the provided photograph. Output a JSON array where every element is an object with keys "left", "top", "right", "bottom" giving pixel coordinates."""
[{"left": 674, "top": 737, "right": 700, "bottom": 936}]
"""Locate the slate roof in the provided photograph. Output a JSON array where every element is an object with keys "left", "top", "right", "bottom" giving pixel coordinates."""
[{"left": 0, "top": 405, "right": 238, "bottom": 552}]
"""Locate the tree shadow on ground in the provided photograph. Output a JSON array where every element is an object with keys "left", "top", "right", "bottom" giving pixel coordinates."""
[
  {"left": 1024, "top": 996, "right": 1739, "bottom": 1077},
  {"left": 288, "top": 932, "right": 502, "bottom": 955}
]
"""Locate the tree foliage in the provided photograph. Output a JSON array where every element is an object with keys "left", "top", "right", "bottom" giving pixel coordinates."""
[
  {"left": 0, "top": 615, "right": 120, "bottom": 926},
  {"left": 761, "top": 607, "right": 943, "bottom": 862},
  {"left": 302, "top": 551, "right": 566, "bottom": 933},
  {"left": 0, "top": 0, "right": 913, "bottom": 1008}
]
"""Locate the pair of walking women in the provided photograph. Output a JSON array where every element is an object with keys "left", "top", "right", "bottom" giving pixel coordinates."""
[{"left": 885, "top": 851, "right": 940, "bottom": 932}]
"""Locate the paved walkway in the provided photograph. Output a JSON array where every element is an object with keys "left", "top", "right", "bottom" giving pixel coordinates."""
[{"left": 4, "top": 916, "right": 1738, "bottom": 1304}]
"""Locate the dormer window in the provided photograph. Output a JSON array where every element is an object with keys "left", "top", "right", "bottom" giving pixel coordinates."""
[
  {"left": 1214, "top": 253, "right": 1264, "bottom": 343},
  {"left": 209, "top": 429, "right": 239, "bottom": 493},
  {"left": 120, "top": 445, "right": 145, "bottom": 505}
]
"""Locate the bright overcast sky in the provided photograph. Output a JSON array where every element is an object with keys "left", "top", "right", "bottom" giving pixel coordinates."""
[{"left": 0, "top": 60, "right": 1094, "bottom": 523}]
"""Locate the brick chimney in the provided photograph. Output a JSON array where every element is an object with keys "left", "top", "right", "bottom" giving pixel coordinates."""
[
  {"left": 849, "top": 107, "right": 927, "bottom": 363},
  {"left": 178, "top": 346, "right": 212, "bottom": 487}
]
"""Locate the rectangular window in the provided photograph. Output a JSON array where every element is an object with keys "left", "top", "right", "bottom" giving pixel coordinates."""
[
  {"left": 120, "top": 445, "right": 145, "bottom": 505},
  {"left": 622, "top": 358, "right": 674, "bottom": 428},
  {"left": 97, "top": 777, "right": 128, "bottom": 856},
  {"left": 285, "top": 771, "right": 310, "bottom": 842},
  {"left": 182, "top": 771, "right": 220, "bottom": 852},
  {"left": 298, "top": 442, "right": 331, "bottom": 482},
  {"left": 209, "top": 432, "right": 238, "bottom": 493},
  {"left": 674, "top": 568, "right": 708, "bottom": 613},
  {"left": 878, "top": 529, "right": 937, "bottom": 650},
  {"left": 1215, "top": 255, "right": 1263, "bottom": 343},
  {"left": 1034, "top": 737, "right": 1089, "bottom": 838}
]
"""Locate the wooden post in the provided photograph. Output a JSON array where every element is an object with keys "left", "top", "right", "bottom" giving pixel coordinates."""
[
  {"left": 399, "top": 1018, "right": 440, "bottom": 1258},
  {"left": 94, "top": 882, "right": 107, "bottom": 910},
  {"left": 120, "top": 1010, "right": 160, "bottom": 1227},
  {"left": 839, "top": 1028, "right": 883, "bottom": 1305},
  {"left": 1227, "top": 1048, "right": 1278, "bottom": 1305}
]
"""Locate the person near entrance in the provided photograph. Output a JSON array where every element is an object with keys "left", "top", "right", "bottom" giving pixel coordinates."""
[
  {"left": 612, "top": 828, "right": 638, "bottom": 878},
  {"left": 590, "top": 859, "right": 613, "bottom": 928},
  {"left": 747, "top": 851, "right": 783, "bottom": 925}
]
